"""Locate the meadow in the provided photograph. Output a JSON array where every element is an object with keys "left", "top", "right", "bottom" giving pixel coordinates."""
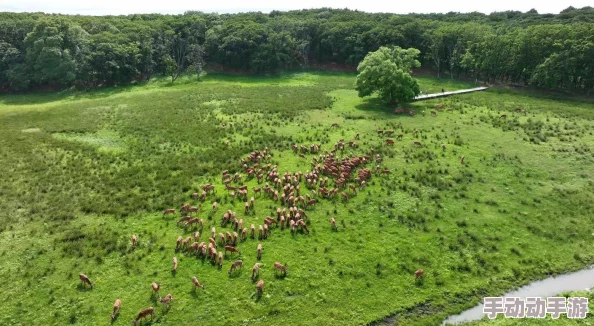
[{"left": 0, "top": 72, "right": 593, "bottom": 326}]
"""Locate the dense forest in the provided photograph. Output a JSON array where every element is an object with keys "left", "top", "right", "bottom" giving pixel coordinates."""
[{"left": 0, "top": 6, "right": 593, "bottom": 93}]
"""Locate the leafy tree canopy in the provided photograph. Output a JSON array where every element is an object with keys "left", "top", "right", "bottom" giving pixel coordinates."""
[{"left": 355, "top": 46, "right": 421, "bottom": 104}]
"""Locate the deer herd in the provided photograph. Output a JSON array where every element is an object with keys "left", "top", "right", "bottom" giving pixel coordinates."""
[{"left": 78, "top": 107, "right": 471, "bottom": 324}]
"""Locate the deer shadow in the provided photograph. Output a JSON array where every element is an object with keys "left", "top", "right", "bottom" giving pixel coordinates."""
[
  {"left": 274, "top": 273, "right": 287, "bottom": 280},
  {"left": 228, "top": 270, "right": 243, "bottom": 279},
  {"left": 110, "top": 313, "right": 120, "bottom": 324},
  {"left": 76, "top": 284, "right": 93, "bottom": 292}
]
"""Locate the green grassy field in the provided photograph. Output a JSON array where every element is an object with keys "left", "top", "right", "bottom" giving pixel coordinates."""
[{"left": 0, "top": 72, "right": 593, "bottom": 326}]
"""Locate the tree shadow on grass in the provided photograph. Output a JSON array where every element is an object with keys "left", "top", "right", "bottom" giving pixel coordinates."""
[{"left": 354, "top": 97, "right": 418, "bottom": 117}]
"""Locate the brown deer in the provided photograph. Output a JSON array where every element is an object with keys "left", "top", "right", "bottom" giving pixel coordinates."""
[
  {"left": 159, "top": 294, "right": 173, "bottom": 307},
  {"left": 172, "top": 257, "right": 178, "bottom": 271},
  {"left": 330, "top": 217, "right": 337, "bottom": 231},
  {"left": 224, "top": 245, "right": 241, "bottom": 256},
  {"left": 397, "top": 133, "right": 404, "bottom": 140},
  {"left": 177, "top": 216, "right": 191, "bottom": 225},
  {"left": 296, "top": 219, "right": 309, "bottom": 233},
  {"left": 461, "top": 155, "right": 465, "bottom": 164},
  {"left": 79, "top": 274, "right": 93, "bottom": 288},
  {"left": 384, "top": 139, "right": 394, "bottom": 145},
  {"left": 241, "top": 228, "right": 248, "bottom": 241},
  {"left": 131, "top": 234, "right": 137, "bottom": 248},
  {"left": 274, "top": 262, "right": 287, "bottom": 275},
  {"left": 218, "top": 252, "right": 224, "bottom": 267},
  {"left": 228, "top": 260, "right": 243, "bottom": 275},
  {"left": 151, "top": 282, "right": 160, "bottom": 295},
  {"left": 341, "top": 192, "right": 349, "bottom": 202},
  {"left": 431, "top": 111, "right": 437, "bottom": 116},
  {"left": 252, "top": 263, "right": 261, "bottom": 280},
  {"left": 183, "top": 236, "right": 191, "bottom": 250},
  {"left": 256, "top": 279, "right": 264, "bottom": 295},
  {"left": 414, "top": 141, "right": 422, "bottom": 146},
  {"left": 175, "top": 236, "right": 183, "bottom": 250},
  {"left": 212, "top": 201, "right": 218, "bottom": 212},
  {"left": 193, "top": 231, "right": 200, "bottom": 242},
  {"left": 257, "top": 244, "right": 263, "bottom": 260},
  {"left": 132, "top": 307, "right": 154, "bottom": 325},
  {"left": 415, "top": 269, "right": 425, "bottom": 280},
  {"left": 163, "top": 209, "right": 176, "bottom": 217},
  {"left": 110, "top": 299, "right": 121, "bottom": 319},
  {"left": 500, "top": 114, "right": 507, "bottom": 119},
  {"left": 251, "top": 224, "right": 256, "bottom": 239},
  {"left": 191, "top": 276, "right": 204, "bottom": 289}
]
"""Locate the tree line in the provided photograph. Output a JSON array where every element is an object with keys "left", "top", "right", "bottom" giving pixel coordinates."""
[{"left": 0, "top": 6, "right": 593, "bottom": 93}]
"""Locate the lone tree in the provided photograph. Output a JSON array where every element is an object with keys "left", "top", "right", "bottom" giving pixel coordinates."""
[{"left": 355, "top": 46, "right": 421, "bottom": 105}]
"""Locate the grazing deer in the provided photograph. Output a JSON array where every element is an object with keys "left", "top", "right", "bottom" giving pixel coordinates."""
[
  {"left": 397, "top": 133, "right": 404, "bottom": 140},
  {"left": 224, "top": 245, "right": 241, "bottom": 256},
  {"left": 110, "top": 299, "right": 121, "bottom": 320},
  {"left": 297, "top": 220, "right": 309, "bottom": 233},
  {"left": 163, "top": 209, "right": 176, "bottom": 217},
  {"left": 384, "top": 139, "right": 394, "bottom": 145},
  {"left": 274, "top": 262, "right": 287, "bottom": 275},
  {"left": 244, "top": 202, "right": 250, "bottom": 214},
  {"left": 257, "top": 244, "right": 263, "bottom": 260},
  {"left": 500, "top": 114, "right": 507, "bottom": 119},
  {"left": 151, "top": 282, "right": 160, "bottom": 295},
  {"left": 212, "top": 201, "right": 218, "bottom": 212},
  {"left": 414, "top": 141, "right": 422, "bottom": 146},
  {"left": 79, "top": 274, "right": 93, "bottom": 288},
  {"left": 442, "top": 144, "right": 446, "bottom": 151},
  {"left": 331, "top": 123, "right": 339, "bottom": 128},
  {"left": 131, "top": 234, "right": 137, "bottom": 248},
  {"left": 132, "top": 307, "right": 154, "bottom": 325},
  {"left": 192, "top": 276, "right": 204, "bottom": 289},
  {"left": 256, "top": 279, "right": 264, "bottom": 295},
  {"left": 211, "top": 227, "right": 216, "bottom": 239},
  {"left": 159, "top": 294, "right": 173, "bottom": 307},
  {"left": 461, "top": 155, "right": 465, "bottom": 164},
  {"left": 176, "top": 236, "right": 183, "bottom": 250},
  {"left": 341, "top": 192, "right": 349, "bottom": 202},
  {"left": 218, "top": 252, "right": 224, "bottom": 267},
  {"left": 177, "top": 216, "right": 191, "bottom": 225},
  {"left": 241, "top": 228, "right": 248, "bottom": 241},
  {"left": 431, "top": 111, "right": 437, "bottom": 116},
  {"left": 381, "top": 169, "right": 391, "bottom": 175},
  {"left": 250, "top": 224, "right": 256, "bottom": 239},
  {"left": 193, "top": 231, "right": 200, "bottom": 242},
  {"left": 172, "top": 257, "right": 178, "bottom": 271},
  {"left": 191, "top": 192, "right": 199, "bottom": 199},
  {"left": 183, "top": 237, "right": 191, "bottom": 250},
  {"left": 415, "top": 269, "right": 425, "bottom": 280},
  {"left": 252, "top": 263, "right": 261, "bottom": 280},
  {"left": 228, "top": 260, "right": 243, "bottom": 275},
  {"left": 330, "top": 217, "right": 337, "bottom": 231}
]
